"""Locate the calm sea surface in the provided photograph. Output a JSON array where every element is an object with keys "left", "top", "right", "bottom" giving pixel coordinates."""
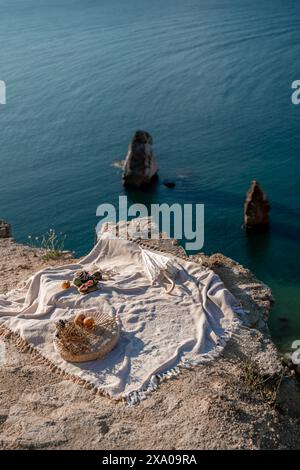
[{"left": 0, "top": 0, "right": 299, "bottom": 351}]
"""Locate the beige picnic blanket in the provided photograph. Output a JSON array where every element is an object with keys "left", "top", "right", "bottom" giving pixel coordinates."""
[{"left": 0, "top": 237, "right": 242, "bottom": 404}]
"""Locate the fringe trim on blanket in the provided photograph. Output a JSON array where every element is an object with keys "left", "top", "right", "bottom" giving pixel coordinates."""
[
  {"left": 0, "top": 324, "right": 125, "bottom": 404},
  {"left": 128, "top": 237, "right": 191, "bottom": 262},
  {"left": 0, "top": 238, "right": 245, "bottom": 407},
  {"left": 124, "top": 310, "right": 242, "bottom": 406}
]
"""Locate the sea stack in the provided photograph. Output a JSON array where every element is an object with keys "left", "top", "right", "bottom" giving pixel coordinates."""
[
  {"left": 122, "top": 130, "right": 158, "bottom": 188},
  {"left": 0, "top": 220, "right": 12, "bottom": 238},
  {"left": 244, "top": 180, "right": 270, "bottom": 230}
]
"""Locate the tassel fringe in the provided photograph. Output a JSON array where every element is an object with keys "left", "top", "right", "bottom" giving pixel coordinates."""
[{"left": 0, "top": 324, "right": 123, "bottom": 404}]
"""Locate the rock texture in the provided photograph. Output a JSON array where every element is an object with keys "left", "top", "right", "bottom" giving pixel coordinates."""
[
  {"left": 0, "top": 237, "right": 300, "bottom": 450},
  {"left": 244, "top": 180, "right": 270, "bottom": 230},
  {"left": 0, "top": 238, "right": 74, "bottom": 294},
  {"left": 0, "top": 220, "right": 11, "bottom": 239},
  {"left": 122, "top": 130, "right": 158, "bottom": 188}
]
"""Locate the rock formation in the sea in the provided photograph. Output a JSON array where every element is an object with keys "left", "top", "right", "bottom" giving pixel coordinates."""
[
  {"left": 163, "top": 180, "right": 176, "bottom": 189},
  {"left": 0, "top": 220, "right": 11, "bottom": 238},
  {"left": 244, "top": 180, "right": 270, "bottom": 230},
  {"left": 122, "top": 130, "right": 158, "bottom": 188}
]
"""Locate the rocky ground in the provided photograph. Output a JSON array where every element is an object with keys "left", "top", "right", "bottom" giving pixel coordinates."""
[{"left": 0, "top": 237, "right": 300, "bottom": 450}]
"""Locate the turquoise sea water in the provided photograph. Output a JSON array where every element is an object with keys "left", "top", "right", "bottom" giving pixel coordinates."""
[{"left": 0, "top": 0, "right": 299, "bottom": 351}]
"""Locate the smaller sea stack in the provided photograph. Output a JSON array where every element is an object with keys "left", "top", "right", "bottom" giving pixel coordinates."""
[{"left": 244, "top": 180, "right": 270, "bottom": 231}]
